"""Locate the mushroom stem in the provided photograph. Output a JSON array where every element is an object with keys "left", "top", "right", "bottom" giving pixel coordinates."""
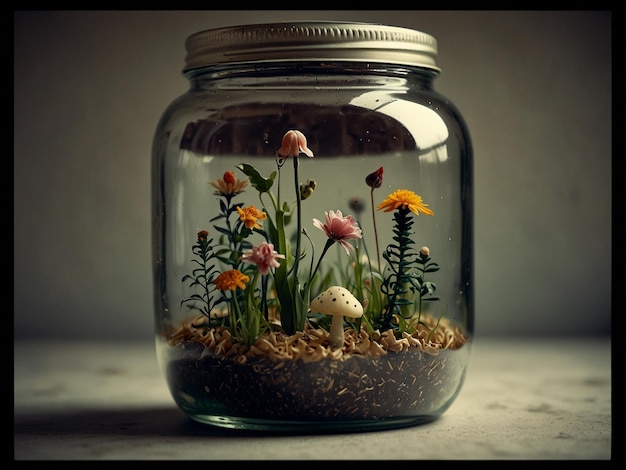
[{"left": 329, "top": 315, "right": 345, "bottom": 349}]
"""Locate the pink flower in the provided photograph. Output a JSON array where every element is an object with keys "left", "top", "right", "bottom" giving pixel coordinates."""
[
  {"left": 240, "top": 242, "right": 286, "bottom": 275},
  {"left": 312, "top": 210, "right": 363, "bottom": 255},
  {"left": 276, "top": 130, "right": 314, "bottom": 159}
]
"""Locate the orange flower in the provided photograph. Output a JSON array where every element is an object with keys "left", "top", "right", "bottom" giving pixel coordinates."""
[
  {"left": 213, "top": 269, "right": 250, "bottom": 291},
  {"left": 276, "top": 130, "right": 314, "bottom": 159},
  {"left": 236, "top": 205, "right": 267, "bottom": 230},
  {"left": 376, "top": 189, "right": 434, "bottom": 216},
  {"left": 209, "top": 170, "right": 248, "bottom": 196}
]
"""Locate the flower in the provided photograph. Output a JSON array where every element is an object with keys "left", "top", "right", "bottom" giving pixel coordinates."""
[
  {"left": 365, "top": 166, "right": 384, "bottom": 189},
  {"left": 236, "top": 205, "right": 267, "bottom": 230},
  {"left": 377, "top": 189, "right": 434, "bottom": 216},
  {"left": 183, "top": 127, "right": 441, "bottom": 346},
  {"left": 312, "top": 210, "right": 363, "bottom": 254},
  {"left": 276, "top": 129, "right": 314, "bottom": 159},
  {"left": 366, "top": 167, "right": 384, "bottom": 269},
  {"left": 241, "top": 242, "right": 286, "bottom": 275},
  {"left": 209, "top": 170, "right": 248, "bottom": 196},
  {"left": 213, "top": 269, "right": 250, "bottom": 291}
]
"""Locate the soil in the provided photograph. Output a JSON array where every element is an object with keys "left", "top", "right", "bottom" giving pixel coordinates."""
[{"left": 163, "top": 316, "right": 470, "bottom": 421}]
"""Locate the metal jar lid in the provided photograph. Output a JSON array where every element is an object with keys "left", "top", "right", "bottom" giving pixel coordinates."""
[{"left": 183, "top": 21, "right": 439, "bottom": 73}]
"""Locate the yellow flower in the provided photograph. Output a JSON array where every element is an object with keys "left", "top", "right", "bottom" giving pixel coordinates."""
[
  {"left": 376, "top": 189, "right": 434, "bottom": 216},
  {"left": 213, "top": 269, "right": 250, "bottom": 291},
  {"left": 236, "top": 205, "right": 267, "bottom": 230},
  {"left": 209, "top": 170, "right": 248, "bottom": 196}
]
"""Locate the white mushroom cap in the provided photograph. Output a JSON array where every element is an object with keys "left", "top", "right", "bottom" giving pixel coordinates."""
[{"left": 310, "top": 286, "right": 363, "bottom": 318}]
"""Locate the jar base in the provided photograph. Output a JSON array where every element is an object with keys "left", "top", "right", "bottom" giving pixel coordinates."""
[{"left": 186, "top": 413, "right": 441, "bottom": 433}]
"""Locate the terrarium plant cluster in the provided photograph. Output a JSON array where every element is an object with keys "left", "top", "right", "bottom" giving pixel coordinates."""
[{"left": 176, "top": 129, "right": 450, "bottom": 357}]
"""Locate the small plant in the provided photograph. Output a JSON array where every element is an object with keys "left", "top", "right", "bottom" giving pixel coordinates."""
[
  {"left": 376, "top": 189, "right": 438, "bottom": 331},
  {"left": 181, "top": 230, "right": 220, "bottom": 318},
  {"left": 181, "top": 129, "right": 442, "bottom": 348}
]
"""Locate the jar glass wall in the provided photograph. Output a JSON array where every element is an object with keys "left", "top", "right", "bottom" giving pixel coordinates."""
[{"left": 152, "top": 23, "right": 473, "bottom": 432}]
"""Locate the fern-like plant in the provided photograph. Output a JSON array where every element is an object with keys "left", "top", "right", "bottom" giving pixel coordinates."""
[
  {"left": 376, "top": 189, "right": 438, "bottom": 332},
  {"left": 181, "top": 230, "right": 220, "bottom": 319}
]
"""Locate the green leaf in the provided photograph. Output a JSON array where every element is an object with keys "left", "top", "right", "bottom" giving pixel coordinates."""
[
  {"left": 273, "top": 209, "right": 295, "bottom": 334},
  {"left": 266, "top": 215, "right": 279, "bottom": 248},
  {"left": 425, "top": 262, "right": 440, "bottom": 272},
  {"left": 292, "top": 274, "right": 305, "bottom": 331},
  {"left": 212, "top": 225, "right": 231, "bottom": 236},
  {"left": 281, "top": 201, "right": 293, "bottom": 225},
  {"left": 236, "top": 163, "right": 275, "bottom": 193},
  {"left": 219, "top": 198, "right": 228, "bottom": 214}
]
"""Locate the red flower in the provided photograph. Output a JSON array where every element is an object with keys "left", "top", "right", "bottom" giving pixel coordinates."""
[
  {"left": 365, "top": 167, "right": 384, "bottom": 189},
  {"left": 209, "top": 171, "right": 248, "bottom": 196},
  {"left": 223, "top": 170, "right": 236, "bottom": 185}
]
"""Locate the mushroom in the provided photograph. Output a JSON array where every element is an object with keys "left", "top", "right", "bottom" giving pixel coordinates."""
[{"left": 309, "top": 286, "right": 363, "bottom": 349}]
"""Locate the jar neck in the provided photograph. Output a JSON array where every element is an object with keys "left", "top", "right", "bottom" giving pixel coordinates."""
[{"left": 184, "top": 61, "right": 438, "bottom": 91}]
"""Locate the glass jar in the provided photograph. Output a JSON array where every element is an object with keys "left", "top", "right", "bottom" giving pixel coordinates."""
[{"left": 152, "top": 21, "right": 473, "bottom": 432}]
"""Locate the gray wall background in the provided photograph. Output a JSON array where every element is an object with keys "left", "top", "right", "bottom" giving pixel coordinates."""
[{"left": 14, "top": 10, "right": 611, "bottom": 341}]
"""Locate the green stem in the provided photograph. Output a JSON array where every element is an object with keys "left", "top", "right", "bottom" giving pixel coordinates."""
[
  {"left": 261, "top": 272, "right": 269, "bottom": 320},
  {"left": 370, "top": 188, "right": 381, "bottom": 271},
  {"left": 303, "top": 229, "right": 315, "bottom": 283},
  {"left": 272, "top": 207, "right": 295, "bottom": 333},
  {"left": 383, "top": 209, "right": 411, "bottom": 328},
  {"left": 229, "top": 289, "right": 243, "bottom": 338},
  {"left": 291, "top": 156, "right": 304, "bottom": 330},
  {"left": 301, "top": 238, "right": 334, "bottom": 308},
  {"left": 260, "top": 190, "right": 279, "bottom": 214},
  {"left": 246, "top": 270, "right": 261, "bottom": 344},
  {"left": 417, "top": 264, "right": 425, "bottom": 321},
  {"left": 221, "top": 198, "right": 241, "bottom": 268},
  {"left": 293, "top": 156, "right": 302, "bottom": 276},
  {"left": 310, "top": 238, "right": 335, "bottom": 285},
  {"left": 201, "top": 243, "right": 214, "bottom": 315}
]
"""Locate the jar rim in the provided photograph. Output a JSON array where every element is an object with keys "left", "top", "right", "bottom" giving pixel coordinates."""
[{"left": 183, "top": 21, "right": 440, "bottom": 73}]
